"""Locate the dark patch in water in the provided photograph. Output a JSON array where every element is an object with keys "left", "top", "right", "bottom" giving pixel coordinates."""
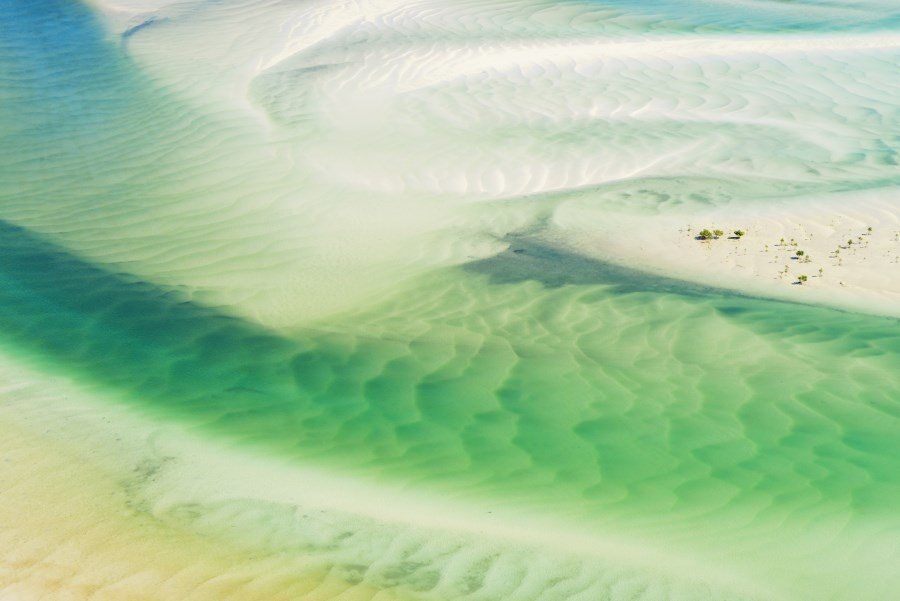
[
  {"left": 462, "top": 235, "right": 900, "bottom": 329},
  {"left": 122, "top": 17, "right": 169, "bottom": 43},
  {"left": 462, "top": 237, "right": 723, "bottom": 298},
  {"left": 716, "top": 305, "right": 750, "bottom": 316}
]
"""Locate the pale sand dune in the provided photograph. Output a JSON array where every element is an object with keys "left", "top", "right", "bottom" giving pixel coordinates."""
[{"left": 554, "top": 188, "right": 900, "bottom": 317}]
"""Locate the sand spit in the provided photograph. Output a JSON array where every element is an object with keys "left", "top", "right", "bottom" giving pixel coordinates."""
[{"left": 555, "top": 188, "right": 900, "bottom": 318}]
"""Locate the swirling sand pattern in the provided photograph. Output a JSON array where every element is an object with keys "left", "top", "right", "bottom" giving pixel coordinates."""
[{"left": 0, "top": 0, "right": 899, "bottom": 599}]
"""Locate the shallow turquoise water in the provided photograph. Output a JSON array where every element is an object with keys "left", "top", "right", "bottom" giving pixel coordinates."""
[
  {"left": 593, "top": 0, "right": 900, "bottom": 33},
  {"left": 1, "top": 1, "right": 899, "bottom": 599}
]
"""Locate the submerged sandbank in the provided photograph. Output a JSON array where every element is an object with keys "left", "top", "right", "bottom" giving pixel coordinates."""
[
  {"left": 40, "top": 0, "right": 900, "bottom": 326},
  {"left": 0, "top": 353, "right": 781, "bottom": 601}
]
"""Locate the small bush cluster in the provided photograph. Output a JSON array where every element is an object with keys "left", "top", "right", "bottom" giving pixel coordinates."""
[{"left": 697, "top": 228, "right": 741, "bottom": 241}]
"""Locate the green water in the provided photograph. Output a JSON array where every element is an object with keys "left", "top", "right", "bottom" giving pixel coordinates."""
[
  {"left": 1, "top": 1, "right": 899, "bottom": 599},
  {"left": 1, "top": 215, "right": 898, "bottom": 542}
]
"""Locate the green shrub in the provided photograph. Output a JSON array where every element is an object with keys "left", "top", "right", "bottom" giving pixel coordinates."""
[{"left": 698, "top": 229, "right": 714, "bottom": 240}]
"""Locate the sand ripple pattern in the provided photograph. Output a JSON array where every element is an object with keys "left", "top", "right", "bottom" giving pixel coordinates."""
[
  {"left": 1, "top": 0, "right": 899, "bottom": 599},
  {"left": 0, "top": 219, "right": 897, "bottom": 599}
]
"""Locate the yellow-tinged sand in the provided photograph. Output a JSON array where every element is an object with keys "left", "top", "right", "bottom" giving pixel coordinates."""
[
  {"left": 0, "top": 364, "right": 409, "bottom": 601},
  {"left": 0, "top": 425, "right": 416, "bottom": 601}
]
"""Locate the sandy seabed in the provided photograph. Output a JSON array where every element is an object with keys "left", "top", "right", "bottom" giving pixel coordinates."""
[{"left": 1, "top": 0, "right": 899, "bottom": 599}]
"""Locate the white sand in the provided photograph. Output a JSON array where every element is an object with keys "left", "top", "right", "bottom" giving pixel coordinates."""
[{"left": 555, "top": 187, "right": 900, "bottom": 317}]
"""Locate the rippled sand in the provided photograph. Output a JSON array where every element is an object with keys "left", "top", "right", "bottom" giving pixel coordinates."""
[{"left": 1, "top": 1, "right": 899, "bottom": 599}]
